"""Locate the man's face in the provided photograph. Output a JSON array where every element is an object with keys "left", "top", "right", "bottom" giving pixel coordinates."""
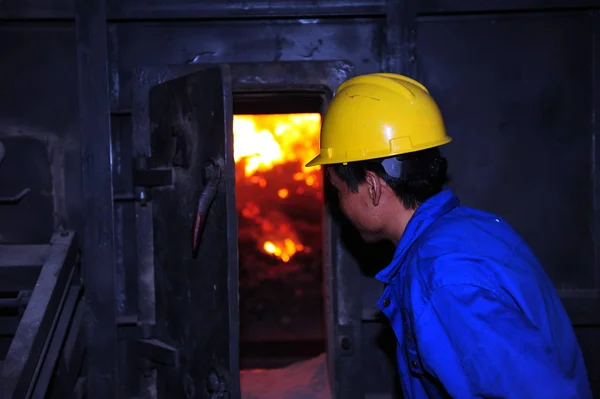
[{"left": 328, "top": 168, "right": 386, "bottom": 243}]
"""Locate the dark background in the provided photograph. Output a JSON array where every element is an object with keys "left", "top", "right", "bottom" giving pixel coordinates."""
[{"left": 0, "top": 0, "right": 599, "bottom": 398}]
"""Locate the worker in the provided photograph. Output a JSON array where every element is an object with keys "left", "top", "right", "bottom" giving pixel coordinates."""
[{"left": 305, "top": 73, "right": 592, "bottom": 398}]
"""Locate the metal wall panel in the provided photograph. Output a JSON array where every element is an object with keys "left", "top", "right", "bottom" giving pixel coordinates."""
[
  {"left": 0, "top": 24, "right": 78, "bottom": 134},
  {"left": 418, "top": 11, "right": 597, "bottom": 313},
  {"left": 0, "top": 23, "right": 80, "bottom": 242},
  {"left": 75, "top": 0, "right": 119, "bottom": 395},
  {"left": 417, "top": 10, "right": 600, "bottom": 394},
  {"left": 0, "top": 0, "right": 74, "bottom": 19},
  {"left": 111, "top": 115, "right": 138, "bottom": 318},
  {"left": 107, "top": 0, "right": 384, "bottom": 19},
  {"left": 0, "top": 137, "right": 53, "bottom": 243},
  {"left": 418, "top": 0, "right": 600, "bottom": 14},
  {"left": 107, "top": 18, "right": 385, "bottom": 111}
]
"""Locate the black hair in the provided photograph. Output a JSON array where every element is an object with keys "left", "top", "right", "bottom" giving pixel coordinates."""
[{"left": 326, "top": 147, "right": 449, "bottom": 209}]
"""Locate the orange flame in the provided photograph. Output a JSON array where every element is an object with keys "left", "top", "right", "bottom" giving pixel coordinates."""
[{"left": 234, "top": 113, "right": 322, "bottom": 263}]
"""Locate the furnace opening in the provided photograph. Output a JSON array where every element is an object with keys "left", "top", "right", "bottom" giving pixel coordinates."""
[{"left": 233, "top": 104, "right": 325, "bottom": 370}]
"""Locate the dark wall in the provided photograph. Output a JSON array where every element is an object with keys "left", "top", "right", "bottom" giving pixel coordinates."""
[
  {"left": 108, "top": 19, "right": 384, "bottom": 111},
  {"left": 1, "top": 0, "right": 599, "bottom": 398},
  {"left": 417, "top": 9, "right": 600, "bottom": 395},
  {"left": 0, "top": 20, "right": 80, "bottom": 244}
]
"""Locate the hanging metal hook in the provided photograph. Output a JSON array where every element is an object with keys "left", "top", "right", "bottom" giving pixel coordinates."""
[
  {"left": 0, "top": 142, "right": 32, "bottom": 204},
  {"left": 0, "top": 188, "right": 31, "bottom": 204},
  {"left": 191, "top": 157, "right": 224, "bottom": 258}
]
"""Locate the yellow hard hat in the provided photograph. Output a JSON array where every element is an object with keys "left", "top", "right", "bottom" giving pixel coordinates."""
[{"left": 305, "top": 73, "right": 451, "bottom": 167}]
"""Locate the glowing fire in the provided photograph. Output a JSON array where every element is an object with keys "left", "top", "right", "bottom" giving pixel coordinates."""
[
  {"left": 234, "top": 114, "right": 321, "bottom": 176},
  {"left": 234, "top": 113, "right": 322, "bottom": 263}
]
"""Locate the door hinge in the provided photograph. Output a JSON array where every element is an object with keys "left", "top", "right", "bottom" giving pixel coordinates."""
[{"left": 114, "top": 154, "right": 174, "bottom": 206}]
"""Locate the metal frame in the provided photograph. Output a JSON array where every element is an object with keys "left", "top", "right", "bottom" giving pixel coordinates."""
[
  {"left": 416, "top": 1, "right": 600, "bottom": 15},
  {"left": 0, "top": 231, "right": 81, "bottom": 399},
  {"left": 4, "top": 0, "right": 598, "bottom": 20},
  {"left": 106, "top": 0, "right": 385, "bottom": 20},
  {"left": 587, "top": 9, "right": 600, "bottom": 325},
  {"left": 69, "top": 0, "right": 403, "bottom": 394},
  {"left": 386, "top": 0, "right": 418, "bottom": 76},
  {"left": 74, "top": 0, "right": 119, "bottom": 397},
  {"left": 230, "top": 61, "right": 357, "bottom": 399},
  {"left": 130, "top": 60, "right": 356, "bottom": 398}
]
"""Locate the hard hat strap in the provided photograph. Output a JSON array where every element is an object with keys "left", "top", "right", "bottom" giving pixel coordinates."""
[
  {"left": 381, "top": 157, "right": 408, "bottom": 179},
  {"left": 380, "top": 151, "right": 442, "bottom": 181}
]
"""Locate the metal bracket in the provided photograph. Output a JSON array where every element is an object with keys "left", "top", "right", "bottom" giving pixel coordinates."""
[
  {"left": 116, "top": 318, "right": 179, "bottom": 371},
  {"left": 137, "top": 339, "right": 179, "bottom": 369},
  {"left": 114, "top": 154, "right": 174, "bottom": 206}
]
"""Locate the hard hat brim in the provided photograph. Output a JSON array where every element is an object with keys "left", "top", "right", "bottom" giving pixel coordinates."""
[
  {"left": 304, "top": 137, "right": 452, "bottom": 168},
  {"left": 305, "top": 154, "right": 323, "bottom": 168}
]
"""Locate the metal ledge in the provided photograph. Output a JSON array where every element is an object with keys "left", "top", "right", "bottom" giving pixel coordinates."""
[{"left": 0, "top": 231, "right": 81, "bottom": 399}]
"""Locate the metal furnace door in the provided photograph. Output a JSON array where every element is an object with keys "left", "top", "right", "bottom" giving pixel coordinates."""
[{"left": 139, "top": 65, "right": 239, "bottom": 398}]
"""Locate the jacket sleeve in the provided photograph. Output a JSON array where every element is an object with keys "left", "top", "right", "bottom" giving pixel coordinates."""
[{"left": 413, "top": 283, "right": 577, "bottom": 399}]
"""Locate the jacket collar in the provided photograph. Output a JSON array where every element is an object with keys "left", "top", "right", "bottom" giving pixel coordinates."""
[{"left": 375, "top": 188, "right": 460, "bottom": 284}]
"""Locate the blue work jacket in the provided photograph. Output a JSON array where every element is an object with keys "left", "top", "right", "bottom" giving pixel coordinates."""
[{"left": 376, "top": 189, "right": 592, "bottom": 399}]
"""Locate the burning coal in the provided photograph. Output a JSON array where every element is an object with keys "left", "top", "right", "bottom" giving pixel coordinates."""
[{"left": 233, "top": 113, "right": 322, "bottom": 265}]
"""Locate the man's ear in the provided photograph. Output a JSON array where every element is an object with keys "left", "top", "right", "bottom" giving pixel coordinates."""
[{"left": 364, "top": 171, "right": 382, "bottom": 206}]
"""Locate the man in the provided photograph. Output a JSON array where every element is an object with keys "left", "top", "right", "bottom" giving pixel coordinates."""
[{"left": 305, "top": 73, "right": 592, "bottom": 398}]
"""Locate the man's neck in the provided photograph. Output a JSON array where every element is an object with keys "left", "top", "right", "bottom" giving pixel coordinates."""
[{"left": 389, "top": 206, "right": 417, "bottom": 246}]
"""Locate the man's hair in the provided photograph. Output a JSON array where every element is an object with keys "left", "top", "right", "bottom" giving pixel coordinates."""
[{"left": 326, "top": 147, "right": 449, "bottom": 209}]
